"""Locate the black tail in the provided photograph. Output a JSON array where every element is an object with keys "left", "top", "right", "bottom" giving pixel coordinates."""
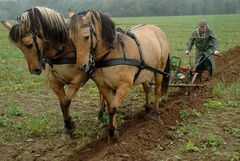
[{"left": 162, "top": 54, "right": 170, "bottom": 96}]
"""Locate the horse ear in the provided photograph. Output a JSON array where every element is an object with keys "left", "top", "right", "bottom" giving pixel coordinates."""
[
  {"left": 68, "top": 9, "right": 75, "bottom": 18},
  {"left": 85, "top": 11, "right": 92, "bottom": 21},
  {"left": 1, "top": 20, "right": 13, "bottom": 30}
]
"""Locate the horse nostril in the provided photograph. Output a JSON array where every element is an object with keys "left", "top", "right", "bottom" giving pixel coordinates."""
[{"left": 33, "top": 69, "right": 42, "bottom": 75}]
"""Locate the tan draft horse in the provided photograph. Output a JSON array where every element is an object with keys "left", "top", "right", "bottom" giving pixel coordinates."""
[
  {"left": 69, "top": 10, "right": 170, "bottom": 140},
  {"left": 1, "top": 7, "right": 106, "bottom": 139}
]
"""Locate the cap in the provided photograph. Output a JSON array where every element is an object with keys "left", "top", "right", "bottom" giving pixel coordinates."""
[{"left": 198, "top": 20, "right": 207, "bottom": 27}]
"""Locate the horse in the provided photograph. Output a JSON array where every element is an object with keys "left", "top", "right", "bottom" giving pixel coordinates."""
[
  {"left": 1, "top": 7, "right": 106, "bottom": 139},
  {"left": 69, "top": 9, "right": 170, "bottom": 140}
]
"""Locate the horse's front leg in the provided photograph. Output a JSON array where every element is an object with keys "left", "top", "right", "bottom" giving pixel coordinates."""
[
  {"left": 107, "top": 83, "right": 131, "bottom": 141},
  {"left": 98, "top": 94, "right": 108, "bottom": 121},
  {"left": 62, "top": 84, "right": 81, "bottom": 136},
  {"left": 48, "top": 80, "right": 80, "bottom": 139}
]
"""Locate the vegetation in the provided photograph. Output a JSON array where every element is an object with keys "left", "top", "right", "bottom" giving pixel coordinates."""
[
  {"left": 0, "top": 0, "right": 240, "bottom": 19},
  {"left": 0, "top": 14, "right": 239, "bottom": 160}
]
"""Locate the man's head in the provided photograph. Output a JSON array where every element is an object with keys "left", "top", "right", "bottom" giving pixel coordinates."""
[{"left": 198, "top": 20, "right": 207, "bottom": 34}]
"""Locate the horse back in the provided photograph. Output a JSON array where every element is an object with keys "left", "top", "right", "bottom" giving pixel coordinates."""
[{"left": 131, "top": 24, "right": 169, "bottom": 69}]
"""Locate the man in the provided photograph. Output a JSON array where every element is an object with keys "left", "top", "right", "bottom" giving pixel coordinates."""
[{"left": 186, "top": 20, "right": 219, "bottom": 81}]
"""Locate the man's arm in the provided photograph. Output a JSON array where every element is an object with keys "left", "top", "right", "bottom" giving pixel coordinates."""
[
  {"left": 186, "top": 32, "right": 195, "bottom": 52},
  {"left": 209, "top": 31, "right": 218, "bottom": 53}
]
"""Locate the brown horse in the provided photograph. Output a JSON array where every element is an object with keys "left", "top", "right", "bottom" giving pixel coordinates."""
[
  {"left": 69, "top": 10, "right": 170, "bottom": 140},
  {"left": 1, "top": 7, "right": 106, "bottom": 139}
]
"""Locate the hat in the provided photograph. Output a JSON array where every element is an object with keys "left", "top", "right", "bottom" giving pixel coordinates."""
[{"left": 198, "top": 20, "right": 207, "bottom": 27}]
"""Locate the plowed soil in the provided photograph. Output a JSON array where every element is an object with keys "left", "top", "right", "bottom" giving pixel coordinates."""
[{"left": 66, "top": 46, "right": 240, "bottom": 161}]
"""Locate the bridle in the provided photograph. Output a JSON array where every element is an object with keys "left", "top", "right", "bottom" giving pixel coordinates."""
[
  {"left": 81, "top": 21, "right": 115, "bottom": 76},
  {"left": 79, "top": 21, "right": 98, "bottom": 76},
  {"left": 20, "top": 30, "right": 68, "bottom": 69},
  {"left": 20, "top": 31, "right": 43, "bottom": 66}
]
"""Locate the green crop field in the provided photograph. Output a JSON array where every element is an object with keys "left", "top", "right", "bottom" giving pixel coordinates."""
[
  {"left": 114, "top": 14, "right": 240, "bottom": 54},
  {"left": 0, "top": 14, "right": 240, "bottom": 160},
  {"left": 1, "top": 14, "right": 239, "bottom": 96}
]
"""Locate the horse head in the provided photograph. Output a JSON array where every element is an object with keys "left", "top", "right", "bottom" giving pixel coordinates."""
[
  {"left": 69, "top": 9, "right": 116, "bottom": 73},
  {"left": 1, "top": 7, "right": 68, "bottom": 75}
]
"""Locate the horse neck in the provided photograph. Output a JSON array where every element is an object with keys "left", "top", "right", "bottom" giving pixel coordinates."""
[
  {"left": 101, "top": 32, "right": 138, "bottom": 59},
  {"left": 45, "top": 39, "right": 75, "bottom": 59},
  {"left": 95, "top": 32, "right": 116, "bottom": 59},
  {"left": 95, "top": 41, "right": 109, "bottom": 56}
]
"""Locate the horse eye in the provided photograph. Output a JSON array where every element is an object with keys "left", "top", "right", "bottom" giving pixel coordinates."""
[
  {"left": 25, "top": 44, "right": 33, "bottom": 49},
  {"left": 84, "top": 36, "right": 89, "bottom": 40}
]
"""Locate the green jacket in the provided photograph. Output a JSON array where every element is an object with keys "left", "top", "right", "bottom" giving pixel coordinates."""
[{"left": 187, "top": 26, "right": 218, "bottom": 70}]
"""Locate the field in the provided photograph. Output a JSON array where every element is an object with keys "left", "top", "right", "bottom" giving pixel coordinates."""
[{"left": 0, "top": 14, "right": 240, "bottom": 161}]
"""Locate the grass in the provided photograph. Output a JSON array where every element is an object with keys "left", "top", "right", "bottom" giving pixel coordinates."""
[
  {"left": 185, "top": 140, "right": 200, "bottom": 152},
  {"left": 114, "top": 14, "right": 240, "bottom": 62},
  {"left": 0, "top": 14, "right": 240, "bottom": 160},
  {"left": 179, "top": 109, "right": 190, "bottom": 118},
  {"left": 4, "top": 105, "right": 25, "bottom": 117},
  {"left": 204, "top": 99, "right": 224, "bottom": 109},
  {"left": 207, "top": 133, "right": 223, "bottom": 149}
]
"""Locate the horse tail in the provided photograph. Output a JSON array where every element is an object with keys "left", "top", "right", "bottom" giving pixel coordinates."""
[{"left": 162, "top": 54, "right": 170, "bottom": 96}]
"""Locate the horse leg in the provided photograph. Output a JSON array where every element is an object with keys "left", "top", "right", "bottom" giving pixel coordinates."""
[
  {"left": 153, "top": 73, "right": 163, "bottom": 115},
  {"left": 48, "top": 80, "right": 79, "bottom": 139},
  {"left": 63, "top": 84, "right": 81, "bottom": 135},
  {"left": 98, "top": 94, "right": 107, "bottom": 120},
  {"left": 142, "top": 83, "right": 151, "bottom": 113},
  {"left": 108, "top": 83, "right": 131, "bottom": 140}
]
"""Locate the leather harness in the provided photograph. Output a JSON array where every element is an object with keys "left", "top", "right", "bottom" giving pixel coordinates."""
[{"left": 88, "top": 27, "right": 169, "bottom": 81}]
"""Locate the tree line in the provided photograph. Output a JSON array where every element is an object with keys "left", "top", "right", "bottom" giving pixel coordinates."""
[{"left": 0, "top": 0, "right": 239, "bottom": 19}]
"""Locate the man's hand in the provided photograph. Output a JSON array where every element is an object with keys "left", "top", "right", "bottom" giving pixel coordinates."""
[
  {"left": 185, "top": 50, "right": 190, "bottom": 55},
  {"left": 214, "top": 51, "right": 220, "bottom": 55}
]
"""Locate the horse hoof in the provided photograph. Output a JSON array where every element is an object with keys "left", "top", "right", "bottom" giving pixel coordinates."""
[
  {"left": 64, "top": 121, "right": 76, "bottom": 135},
  {"left": 108, "top": 129, "right": 119, "bottom": 143},
  {"left": 144, "top": 105, "right": 151, "bottom": 113},
  {"left": 151, "top": 109, "right": 161, "bottom": 116},
  {"left": 61, "top": 132, "right": 71, "bottom": 140}
]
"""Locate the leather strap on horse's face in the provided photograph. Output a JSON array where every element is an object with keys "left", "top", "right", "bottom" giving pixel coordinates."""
[
  {"left": 86, "top": 21, "right": 98, "bottom": 76},
  {"left": 21, "top": 31, "right": 44, "bottom": 68}
]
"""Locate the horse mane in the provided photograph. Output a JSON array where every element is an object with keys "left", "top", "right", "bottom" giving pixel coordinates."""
[
  {"left": 9, "top": 7, "right": 68, "bottom": 44},
  {"left": 70, "top": 9, "right": 116, "bottom": 48}
]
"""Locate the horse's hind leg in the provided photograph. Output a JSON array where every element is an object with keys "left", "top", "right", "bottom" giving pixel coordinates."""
[
  {"left": 142, "top": 83, "right": 151, "bottom": 113},
  {"left": 153, "top": 73, "right": 163, "bottom": 115}
]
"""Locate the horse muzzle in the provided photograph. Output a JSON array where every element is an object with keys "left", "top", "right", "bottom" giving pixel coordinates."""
[{"left": 79, "top": 64, "right": 91, "bottom": 73}]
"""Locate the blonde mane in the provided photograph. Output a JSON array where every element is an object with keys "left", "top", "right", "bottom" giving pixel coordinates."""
[{"left": 10, "top": 7, "right": 68, "bottom": 44}]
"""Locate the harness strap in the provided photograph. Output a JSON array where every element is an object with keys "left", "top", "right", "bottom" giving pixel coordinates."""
[
  {"left": 45, "top": 57, "right": 76, "bottom": 68},
  {"left": 93, "top": 29, "right": 169, "bottom": 79},
  {"left": 95, "top": 58, "right": 169, "bottom": 76},
  {"left": 125, "top": 31, "right": 145, "bottom": 81}
]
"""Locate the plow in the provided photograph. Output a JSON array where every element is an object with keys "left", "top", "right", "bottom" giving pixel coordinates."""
[
  {"left": 168, "top": 55, "right": 200, "bottom": 87},
  {"left": 168, "top": 52, "right": 218, "bottom": 88}
]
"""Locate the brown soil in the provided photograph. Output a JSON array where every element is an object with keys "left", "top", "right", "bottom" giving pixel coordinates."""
[{"left": 66, "top": 46, "right": 240, "bottom": 161}]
